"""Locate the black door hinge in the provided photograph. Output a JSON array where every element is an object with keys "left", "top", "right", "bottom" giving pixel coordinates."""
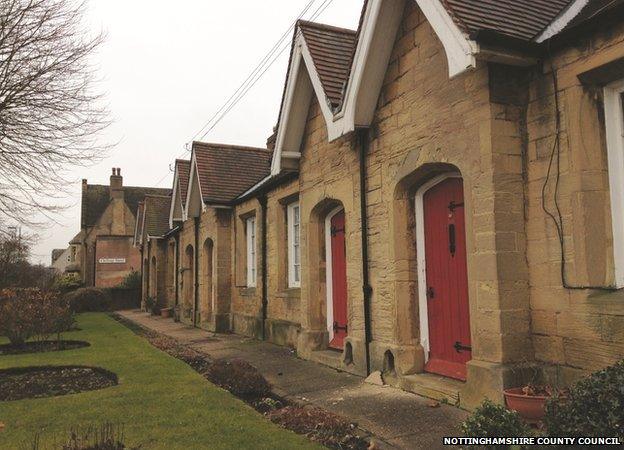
[
  {"left": 333, "top": 321, "right": 347, "bottom": 333},
  {"left": 448, "top": 201, "right": 464, "bottom": 212},
  {"left": 453, "top": 341, "right": 472, "bottom": 353}
]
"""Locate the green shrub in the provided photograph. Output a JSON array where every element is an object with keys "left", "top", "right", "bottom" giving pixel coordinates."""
[
  {"left": 145, "top": 296, "right": 159, "bottom": 315},
  {"left": 205, "top": 359, "right": 271, "bottom": 398},
  {"left": 64, "top": 287, "right": 108, "bottom": 312},
  {"left": 0, "top": 288, "right": 38, "bottom": 345},
  {"left": 0, "top": 289, "right": 74, "bottom": 345},
  {"left": 544, "top": 360, "right": 624, "bottom": 438},
  {"left": 117, "top": 271, "right": 141, "bottom": 290},
  {"left": 461, "top": 399, "right": 531, "bottom": 447},
  {"left": 52, "top": 273, "right": 83, "bottom": 292}
]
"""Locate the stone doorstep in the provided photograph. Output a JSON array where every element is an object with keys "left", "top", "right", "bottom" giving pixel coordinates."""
[
  {"left": 309, "top": 348, "right": 463, "bottom": 407},
  {"left": 308, "top": 349, "right": 362, "bottom": 376},
  {"left": 397, "top": 372, "right": 463, "bottom": 406}
]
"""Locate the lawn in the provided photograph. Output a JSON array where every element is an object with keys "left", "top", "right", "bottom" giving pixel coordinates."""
[{"left": 0, "top": 313, "right": 320, "bottom": 449}]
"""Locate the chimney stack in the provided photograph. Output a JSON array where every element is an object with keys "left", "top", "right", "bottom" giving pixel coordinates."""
[{"left": 110, "top": 167, "right": 123, "bottom": 200}]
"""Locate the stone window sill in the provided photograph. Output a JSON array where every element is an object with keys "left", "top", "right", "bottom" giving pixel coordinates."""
[
  {"left": 239, "top": 287, "right": 257, "bottom": 297},
  {"left": 275, "top": 288, "right": 301, "bottom": 299}
]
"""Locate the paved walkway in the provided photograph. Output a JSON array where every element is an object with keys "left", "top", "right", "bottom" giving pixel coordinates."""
[{"left": 117, "top": 310, "right": 467, "bottom": 449}]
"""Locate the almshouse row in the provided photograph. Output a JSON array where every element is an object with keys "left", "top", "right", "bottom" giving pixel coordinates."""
[{"left": 133, "top": 0, "right": 624, "bottom": 408}]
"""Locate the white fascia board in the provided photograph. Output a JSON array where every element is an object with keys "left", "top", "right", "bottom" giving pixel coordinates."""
[
  {"left": 271, "top": 36, "right": 318, "bottom": 176},
  {"left": 336, "top": 0, "right": 405, "bottom": 139},
  {"left": 239, "top": 174, "right": 273, "bottom": 199},
  {"left": 416, "top": 0, "right": 478, "bottom": 78},
  {"left": 299, "top": 36, "right": 343, "bottom": 138},
  {"left": 168, "top": 167, "right": 180, "bottom": 229},
  {"left": 536, "top": 0, "right": 589, "bottom": 43},
  {"left": 271, "top": 43, "right": 305, "bottom": 176},
  {"left": 330, "top": 0, "right": 478, "bottom": 142},
  {"left": 133, "top": 207, "right": 141, "bottom": 247},
  {"left": 184, "top": 149, "right": 206, "bottom": 218},
  {"left": 140, "top": 202, "right": 147, "bottom": 246}
]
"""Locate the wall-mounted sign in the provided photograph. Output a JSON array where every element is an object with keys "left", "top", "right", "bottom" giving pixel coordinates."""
[{"left": 98, "top": 258, "right": 126, "bottom": 264}]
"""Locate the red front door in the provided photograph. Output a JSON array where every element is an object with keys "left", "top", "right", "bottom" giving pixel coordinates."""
[
  {"left": 423, "top": 177, "right": 471, "bottom": 381},
  {"left": 329, "top": 210, "right": 348, "bottom": 350}
]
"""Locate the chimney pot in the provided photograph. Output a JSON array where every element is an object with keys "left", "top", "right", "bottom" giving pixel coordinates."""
[{"left": 110, "top": 167, "right": 123, "bottom": 199}]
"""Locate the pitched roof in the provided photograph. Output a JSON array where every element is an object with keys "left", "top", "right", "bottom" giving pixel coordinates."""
[
  {"left": 193, "top": 142, "right": 272, "bottom": 204},
  {"left": 298, "top": 20, "right": 358, "bottom": 109},
  {"left": 143, "top": 195, "right": 171, "bottom": 238},
  {"left": 69, "top": 230, "right": 84, "bottom": 245},
  {"left": 80, "top": 183, "right": 170, "bottom": 228},
  {"left": 562, "top": 0, "right": 624, "bottom": 31},
  {"left": 443, "top": 0, "right": 575, "bottom": 42},
  {"left": 175, "top": 159, "right": 191, "bottom": 208},
  {"left": 134, "top": 201, "right": 145, "bottom": 245},
  {"left": 51, "top": 249, "right": 65, "bottom": 263}
]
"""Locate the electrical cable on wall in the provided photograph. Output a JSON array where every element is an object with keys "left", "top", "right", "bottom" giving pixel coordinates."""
[{"left": 541, "top": 47, "right": 618, "bottom": 291}]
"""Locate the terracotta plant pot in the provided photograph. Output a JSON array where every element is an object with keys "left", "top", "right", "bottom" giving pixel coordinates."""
[
  {"left": 503, "top": 387, "right": 550, "bottom": 424},
  {"left": 160, "top": 307, "right": 173, "bottom": 318}
]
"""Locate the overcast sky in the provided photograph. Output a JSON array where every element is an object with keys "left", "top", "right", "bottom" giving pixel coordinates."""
[{"left": 30, "top": 0, "right": 363, "bottom": 264}]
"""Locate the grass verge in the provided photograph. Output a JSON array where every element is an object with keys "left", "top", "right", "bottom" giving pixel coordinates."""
[{"left": 0, "top": 313, "right": 320, "bottom": 449}]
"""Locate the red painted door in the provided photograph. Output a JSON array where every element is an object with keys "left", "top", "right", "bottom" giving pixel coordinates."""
[
  {"left": 423, "top": 177, "right": 471, "bottom": 381},
  {"left": 329, "top": 210, "right": 348, "bottom": 350}
]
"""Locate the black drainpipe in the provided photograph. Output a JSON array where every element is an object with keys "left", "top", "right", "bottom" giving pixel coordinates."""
[
  {"left": 259, "top": 195, "right": 269, "bottom": 340},
  {"left": 357, "top": 127, "right": 372, "bottom": 376},
  {"left": 193, "top": 217, "right": 200, "bottom": 327},
  {"left": 140, "top": 244, "right": 145, "bottom": 306},
  {"left": 174, "top": 232, "right": 180, "bottom": 307}
]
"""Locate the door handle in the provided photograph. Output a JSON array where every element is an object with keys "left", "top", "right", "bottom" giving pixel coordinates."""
[
  {"left": 448, "top": 224, "right": 456, "bottom": 257},
  {"left": 427, "top": 287, "right": 435, "bottom": 299}
]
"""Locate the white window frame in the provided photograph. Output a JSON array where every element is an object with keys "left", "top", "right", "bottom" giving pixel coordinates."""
[
  {"left": 287, "top": 202, "right": 301, "bottom": 288},
  {"left": 604, "top": 79, "right": 624, "bottom": 288},
  {"left": 246, "top": 217, "right": 257, "bottom": 287}
]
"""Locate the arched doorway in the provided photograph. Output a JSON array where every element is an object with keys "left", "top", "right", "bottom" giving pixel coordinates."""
[
  {"left": 202, "top": 239, "right": 214, "bottom": 320},
  {"left": 415, "top": 174, "right": 471, "bottom": 380},
  {"left": 325, "top": 207, "right": 348, "bottom": 350},
  {"left": 184, "top": 245, "right": 194, "bottom": 314}
]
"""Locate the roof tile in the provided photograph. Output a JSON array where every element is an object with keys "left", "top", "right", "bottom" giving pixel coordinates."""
[
  {"left": 298, "top": 20, "right": 357, "bottom": 109},
  {"left": 175, "top": 159, "right": 191, "bottom": 208},
  {"left": 193, "top": 142, "right": 271, "bottom": 204},
  {"left": 143, "top": 195, "right": 171, "bottom": 238},
  {"left": 444, "top": 0, "right": 574, "bottom": 41}
]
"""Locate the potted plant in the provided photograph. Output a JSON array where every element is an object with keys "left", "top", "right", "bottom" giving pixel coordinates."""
[
  {"left": 161, "top": 307, "right": 173, "bottom": 318},
  {"left": 504, "top": 384, "right": 567, "bottom": 424},
  {"left": 144, "top": 296, "right": 154, "bottom": 314}
]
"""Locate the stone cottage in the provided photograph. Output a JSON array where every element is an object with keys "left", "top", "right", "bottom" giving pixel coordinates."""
[
  {"left": 136, "top": 0, "right": 624, "bottom": 408},
  {"left": 78, "top": 168, "right": 170, "bottom": 287}
]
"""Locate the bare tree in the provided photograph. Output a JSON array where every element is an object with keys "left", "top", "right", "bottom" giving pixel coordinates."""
[{"left": 0, "top": 0, "right": 109, "bottom": 226}]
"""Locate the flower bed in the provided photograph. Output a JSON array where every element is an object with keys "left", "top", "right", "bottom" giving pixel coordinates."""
[
  {"left": 0, "top": 340, "right": 89, "bottom": 356},
  {"left": 0, "top": 365, "right": 117, "bottom": 401}
]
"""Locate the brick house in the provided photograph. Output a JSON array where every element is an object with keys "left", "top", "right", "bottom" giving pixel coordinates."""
[
  {"left": 78, "top": 168, "right": 170, "bottom": 287},
  {"left": 137, "top": 0, "right": 624, "bottom": 407}
]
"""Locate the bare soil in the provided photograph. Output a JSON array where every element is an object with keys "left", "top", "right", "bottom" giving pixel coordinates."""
[
  {"left": 0, "top": 365, "right": 117, "bottom": 401},
  {"left": 0, "top": 340, "right": 90, "bottom": 356},
  {"left": 112, "top": 314, "right": 370, "bottom": 450}
]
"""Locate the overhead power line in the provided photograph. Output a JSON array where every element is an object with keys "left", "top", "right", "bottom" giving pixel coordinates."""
[{"left": 154, "top": 0, "right": 335, "bottom": 187}]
